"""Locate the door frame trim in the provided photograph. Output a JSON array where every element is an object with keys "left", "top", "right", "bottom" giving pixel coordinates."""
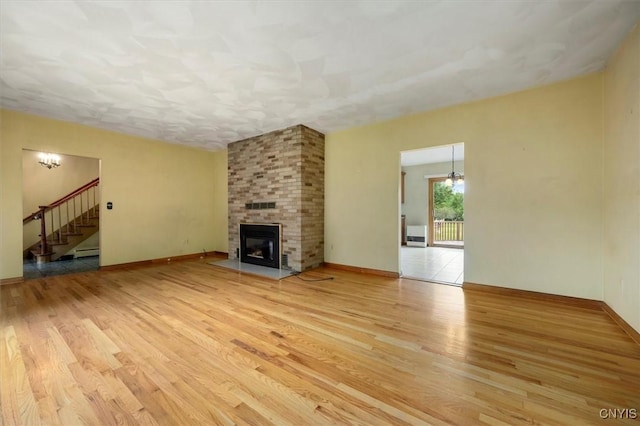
[{"left": 427, "top": 177, "right": 445, "bottom": 247}]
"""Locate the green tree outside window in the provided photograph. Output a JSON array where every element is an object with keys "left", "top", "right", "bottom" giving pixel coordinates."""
[{"left": 433, "top": 183, "right": 464, "bottom": 221}]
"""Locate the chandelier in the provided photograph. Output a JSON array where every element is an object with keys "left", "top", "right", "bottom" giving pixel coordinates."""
[
  {"left": 38, "top": 153, "right": 61, "bottom": 169},
  {"left": 444, "top": 145, "right": 463, "bottom": 187}
]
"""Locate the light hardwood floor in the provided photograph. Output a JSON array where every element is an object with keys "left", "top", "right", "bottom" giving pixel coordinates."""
[{"left": 2, "top": 260, "right": 639, "bottom": 425}]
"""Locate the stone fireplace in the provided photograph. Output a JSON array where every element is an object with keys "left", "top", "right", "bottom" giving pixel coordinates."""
[{"left": 228, "top": 124, "right": 324, "bottom": 272}]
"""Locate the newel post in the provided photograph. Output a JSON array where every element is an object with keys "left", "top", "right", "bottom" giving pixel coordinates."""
[{"left": 38, "top": 206, "right": 48, "bottom": 255}]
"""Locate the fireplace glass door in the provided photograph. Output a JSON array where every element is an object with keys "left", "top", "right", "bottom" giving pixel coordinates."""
[
  {"left": 240, "top": 223, "right": 281, "bottom": 269},
  {"left": 245, "top": 237, "right": 274, "bottom": 262}
]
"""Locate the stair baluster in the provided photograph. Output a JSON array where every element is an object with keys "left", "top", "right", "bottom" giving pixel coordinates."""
[
  {"left": 72, "top": 194, "right": 77, "bottom": 232},
  {"left": 80, "top": 192, "right": 84, "bottom": 226},
  {"left": 85, "top": 190, "right": 90, "bottom": 222},
  {"left": 57, "top": 205, "right": 63, "bottom": 244},
  {"left": 38, "top": 206, "right": 48, "bottom": 256},
  {"left": 49, "top": 208, "right": 55, "bottom": 245},
  {"left": 24, "top": 178, "right": 100, "bottom": 263}
]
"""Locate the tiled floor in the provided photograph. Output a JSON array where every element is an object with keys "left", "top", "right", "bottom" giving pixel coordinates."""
[
  {"left": 401, "top": 246, "right": 464, "bottom": 285},
  {"left": 23, "top": 256, "right": 100, "bottom": 280}
]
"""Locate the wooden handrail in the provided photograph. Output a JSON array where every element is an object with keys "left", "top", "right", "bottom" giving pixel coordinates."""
[
  {"left": 25, "top": 177, "right": 100, "bottom": 257},
  {"left": 23, "top": 177, "right": 99, "bottom": 224}
]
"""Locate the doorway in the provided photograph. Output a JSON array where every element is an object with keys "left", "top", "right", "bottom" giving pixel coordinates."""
[
  {"left": 428, "top": 177, "right": 464, "bottom": 248},
  {"left": 400, "top": 143, "right": 464, "bottom": 285},
  {"left": 22, "top": 150, "right": 101, "bottom": 279}
]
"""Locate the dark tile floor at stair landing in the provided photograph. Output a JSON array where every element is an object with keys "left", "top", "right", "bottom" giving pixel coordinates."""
[{"left": 23, "top": 256, "right": 100, "bottom": 280}]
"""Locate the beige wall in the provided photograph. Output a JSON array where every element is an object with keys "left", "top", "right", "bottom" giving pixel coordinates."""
[
  {"left": 326, "top": 73, "right": 604, "bottom": 300},
  {"left": 22, "top": 150, "right": 99, "bottom": 215},
  {"left": 1, "top": 110, "right": 227, "bottom": 279},
  {"left": 603, "top": 24, "right": 640, "bottom": 333}
]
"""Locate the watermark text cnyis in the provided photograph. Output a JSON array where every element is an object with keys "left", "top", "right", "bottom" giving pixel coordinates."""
[{"left": 599, "top": 408, "right": 637, "bottom": 420}]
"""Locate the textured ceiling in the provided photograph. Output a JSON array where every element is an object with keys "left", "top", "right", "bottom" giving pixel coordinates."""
[{"left": 1, "top": 1, "right": 639, "bottom": 151}]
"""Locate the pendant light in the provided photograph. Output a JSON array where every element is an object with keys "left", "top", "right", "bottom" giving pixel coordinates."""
[{"left": 444, "top": 145, "right": 463, "bottom": 187}]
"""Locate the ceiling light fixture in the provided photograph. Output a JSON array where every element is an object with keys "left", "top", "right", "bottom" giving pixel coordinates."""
[
  {"left": 444, "top": 145, "right": 463, "bottom": 187},
  {"left": 38, "top": 153, "right": 61, "bottom": 169}
]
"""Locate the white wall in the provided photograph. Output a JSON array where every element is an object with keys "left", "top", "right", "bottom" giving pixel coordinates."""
[
  {"left": 64, "top": 232, "right": 100, "bottom": 256},
  {"left": 402, "top": 160, "right": 464, "bottom": 227}
]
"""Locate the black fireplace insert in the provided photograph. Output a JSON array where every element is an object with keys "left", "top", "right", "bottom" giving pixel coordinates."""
[{"left": 240, "top": 223, "right": 281, "bottom": 269}]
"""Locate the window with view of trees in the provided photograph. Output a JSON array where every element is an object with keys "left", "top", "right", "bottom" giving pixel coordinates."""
[{"left": 433, "top": 182, "right": 464, "bottom": 221}]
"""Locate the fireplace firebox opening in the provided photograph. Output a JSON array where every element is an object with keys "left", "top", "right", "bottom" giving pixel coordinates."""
[{"left": 240, "top": 223, "right": 282, "bottom": 269}]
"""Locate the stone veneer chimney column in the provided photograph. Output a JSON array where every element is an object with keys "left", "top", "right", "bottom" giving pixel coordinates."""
[{"left": 227, "top": 124, "right": 324, "bottom": 272}]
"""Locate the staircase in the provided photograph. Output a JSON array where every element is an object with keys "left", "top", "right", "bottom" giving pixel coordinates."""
[{"left": 23, "top": 178, "right": 100, "bottom": 263}]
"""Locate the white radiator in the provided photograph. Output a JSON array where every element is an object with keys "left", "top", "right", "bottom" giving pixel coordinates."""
[
  {"left": 74, "top": 247, "right": 100, "bottom": 258},
  {"left": 406, "top": 226, "right": 427, "bottom": 247}
]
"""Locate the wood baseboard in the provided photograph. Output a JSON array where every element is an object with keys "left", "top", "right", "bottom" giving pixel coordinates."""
[
  {"left": 100, "top": 251, "right": 226, "bottom": 272},
  {"left": 462, "top": 281, "right": 603, "bottom": 310},
  {"left": 0, "top": 276, "right": 24, "bottom": 286},
  {"left": 463, "top": 281, "right": 640, "bottom": 346},
  {"left": 602, "top": 302, "right": 640, "bottom": 345},
  {"left": 323, "top": 262, "right": 399, "bottom": 278}
]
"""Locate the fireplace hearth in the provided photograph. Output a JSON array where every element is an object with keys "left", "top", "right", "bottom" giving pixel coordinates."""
[{"left": 240, "top": 223, "right": 282, "bottom": 269}]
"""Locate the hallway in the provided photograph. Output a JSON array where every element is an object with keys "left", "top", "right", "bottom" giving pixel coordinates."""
[{"left": 23, "top": 256, "right": 99, "bottom": 279}]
